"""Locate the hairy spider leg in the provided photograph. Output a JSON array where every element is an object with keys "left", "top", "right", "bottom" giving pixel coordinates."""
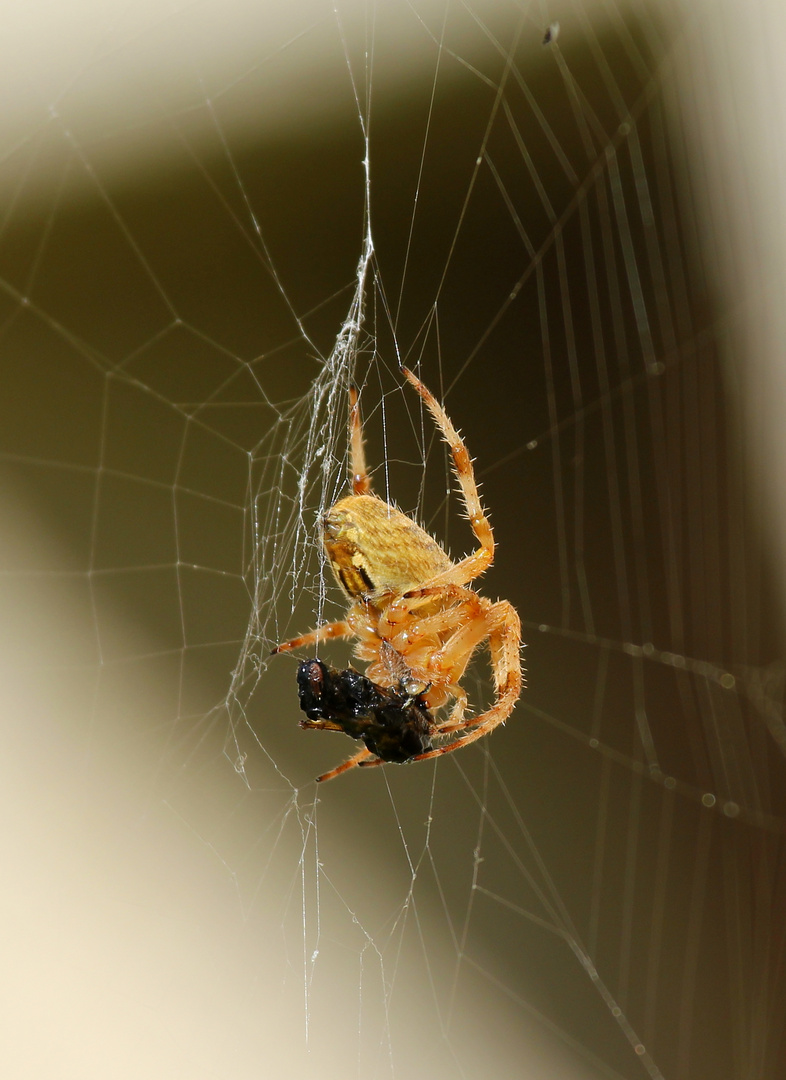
[
  {"left": 349, "top": 385, "right": 372, "bottom": 495},
  {"left": 383, "top": 590, "right": 517, "bottom": 734},
  {"left": 401, "top": 367, "right": 494, "bottom": 588},
  {"left": 378, "top": 586, "right": 488, "bottom": 713},
  {"left": 418, "top": 602, "right": 497, "bottom": 715},
  {"left": 316, "top": 745, "right": 379, "bottom": 782},
  {"left": 272, "top": 620, "right": 351, "bottom": 655},
  {"left": 435, "top": 600, "right": 522, "bottom": 734},
  {"left": 403, "top": 599, "right": 522, "bottom": 760}
]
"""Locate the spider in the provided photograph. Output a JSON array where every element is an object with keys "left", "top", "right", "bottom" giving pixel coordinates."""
[{"left": 273, "top": 367, "right": 523, "bottom": 782}]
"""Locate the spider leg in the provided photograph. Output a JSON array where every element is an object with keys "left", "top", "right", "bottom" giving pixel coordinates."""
[
  {"left": 381, "top": 585, "right": 485, "bottom": 665},
  {"left": 402, "top": 367, "right": 494, "bottom": 588},
  {"left": 411, "top": 599, "right": 522, "bottom": 757},
  {"left": 316, "top": 746, "right": 377, "bottom": 783},
  {"left": 440, "top": 684, "right": 469, "bottom": 731},
  {"left": 409, "top": 725, "right": 486, "bottom": 762},
  {"left": 417, "top": 601, "right": 497, "bottom": 721},
  {"left": 272, "top": 620, "right": 352, "bottom": 654},
  {"left": 356, "top": 756, "right": 388, "bottom": 770},
  {"left": 384, "top": 582, "right": 480, "bottom": 622},
  {"left": 349, "top": 385, "right": 372, "bottom": 495},
  {"left": 379, "top": 587, "right": 487, "bottom": 703}
]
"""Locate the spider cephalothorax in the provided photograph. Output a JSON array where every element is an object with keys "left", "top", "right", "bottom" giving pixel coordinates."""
[{"left": 274, "top": 367, "right": 523, "bottom": 782}]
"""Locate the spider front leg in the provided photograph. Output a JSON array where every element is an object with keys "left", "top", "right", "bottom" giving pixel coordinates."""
[
  {"left": 378, "top": 585, "right": 487, "bottom": 699},
  {"left": 271, "top": 620, "right": 352, "bottom": 654},
  {"left": 402, "top": 367, "right": 495, "bottom": 587},
  {"left": 412, "top": 599, "right": 522, "bottom": 760}
]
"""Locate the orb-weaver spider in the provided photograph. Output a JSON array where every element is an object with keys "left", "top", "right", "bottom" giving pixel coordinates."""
[{"left": 274, "top": 368, "right": 523, "bottom": 782}]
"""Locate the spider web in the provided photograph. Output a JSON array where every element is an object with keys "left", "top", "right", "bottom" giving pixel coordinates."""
[{"left": 1, "top": 2, "right": 785, "bottom": 1078}]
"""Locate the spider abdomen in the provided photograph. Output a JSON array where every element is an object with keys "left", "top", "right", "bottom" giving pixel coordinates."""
[{"left": 322, "top": 494, "right": 451, "bottom": 600}]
